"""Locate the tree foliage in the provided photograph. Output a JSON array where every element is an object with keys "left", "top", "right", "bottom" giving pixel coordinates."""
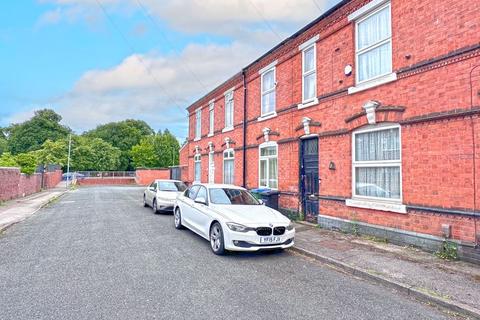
[
  {"left": 130, "top": 130, "right": 180, "bottom": 169},
  {"left": 6, "top": 109, "right": 71, "bottom": 154},
  {"left": 83, "top": 119, "right": 154, "bottom": 170},
  {"left": 0, "top": 152, "right": 37, "bottom": 175},
  {"left": 71, "top": 137, "right": 121, "bottom": 171},
  {"left": 36, "top": 139, "right": 69, "bottom": 168}
]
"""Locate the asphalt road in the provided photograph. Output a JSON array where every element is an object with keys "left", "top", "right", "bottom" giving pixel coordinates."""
[{"left": 0, "top": 187, "right": 456, "bottom": 320}]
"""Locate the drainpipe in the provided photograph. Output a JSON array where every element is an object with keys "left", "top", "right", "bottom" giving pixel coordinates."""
[
  {"left": 242, "top": 69, "right": 248, "bottom": 188},
  {"left": 469, "top": 65, "right": 479, "bottom": 247}
]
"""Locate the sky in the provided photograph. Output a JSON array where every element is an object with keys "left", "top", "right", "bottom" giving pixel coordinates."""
[{"left": 0, "top": 0, "right": 341, "bottom": 140}]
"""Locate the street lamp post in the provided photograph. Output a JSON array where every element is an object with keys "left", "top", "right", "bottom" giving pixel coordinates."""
[{"left": 66, "top": 134, "right": 72, "bottom": 188}]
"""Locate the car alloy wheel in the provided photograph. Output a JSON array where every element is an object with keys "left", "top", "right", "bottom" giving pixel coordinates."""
[
  {"left": 152, "top": 199, "right": 158, "bottom": 214},
  {"left": 174, "top": 208, "right": 184, "bottom": 229},
  {"left": 210, "top": 222, "right": 225, "bottom": 255}
]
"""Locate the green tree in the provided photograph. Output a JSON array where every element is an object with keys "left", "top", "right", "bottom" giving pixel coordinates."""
[
  {"left": 71, "top": 137, "right": 121, "bottom": 171},
  {"left": 14, "top": 152, "right": 38, "bottom": 175},
  {"left": 130, "top": 130, "right": 180, "bottom": 169},
  {"left": 0, "top": 152, "right": 17, "bottom": 167},
  {"left": 83, "top": 119, "right": 154, "bottom": 170},
  {"left": 130, "top": 136, "right": 160, "bottom": 168},
  {"left": 6, "top": 109, "right": 71, "bottom": 154},
  {"left": 0, "top": 152, "right": 38, "bottom": 175},
  {"left": 36, "top": 139, "right": 69, "bottom": 167},
  {"left": 156, "top": 129, "right": 180, "bottom": 167}
]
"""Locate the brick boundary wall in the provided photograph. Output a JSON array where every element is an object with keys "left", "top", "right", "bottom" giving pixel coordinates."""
[
  {"left": 0, "top": 168, "right": 64, "bottom": 201},
  {"left": 135, "top": 169, "right": 170, "bottom": 186},
  {"left": 44, "top": 170, "right": 63, "bottom": 189}
]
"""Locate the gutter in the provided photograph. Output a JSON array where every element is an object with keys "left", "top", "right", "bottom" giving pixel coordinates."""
[{"left": 242, "top": 69, "right": 248, "bottom": 188}]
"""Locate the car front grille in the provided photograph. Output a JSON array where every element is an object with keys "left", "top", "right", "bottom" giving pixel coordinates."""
[
  {"left": 256, "top": 227, "right": 272, "bottom": 236},
  {"left": 273, "top": 227, "right": 285, "bottom": 235}
]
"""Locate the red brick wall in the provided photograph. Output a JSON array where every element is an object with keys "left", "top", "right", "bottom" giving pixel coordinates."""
[
  {"left": 181, "top": 0, "right": 480, "bottom": 243},
  {"left": 44, "top": 170, "right": 62, "bottom": 189},
  {"left": 0, "top": 168, "right": 43, "bottom": 201},
  {"left": 135, "top": 169, "right": 170, "bottom": 186}
]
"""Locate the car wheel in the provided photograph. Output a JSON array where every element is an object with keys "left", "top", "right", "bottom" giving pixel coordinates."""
[
  {"left": 152, "top": 199, "right": 158, "bottom": 214},
  {"left": 174, "top": 208, "right": 184, "bottom": 229},
  {"left": 210, "top": 222, "right": 225, "bottom": 255},
  {"left": 143, "top": 195, "right": 148, "bottom": 207}
]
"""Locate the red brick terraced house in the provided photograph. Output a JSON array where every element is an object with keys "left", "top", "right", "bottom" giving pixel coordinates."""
[{"left": 179, "top": 0, "right": 480, "bottom": 263}]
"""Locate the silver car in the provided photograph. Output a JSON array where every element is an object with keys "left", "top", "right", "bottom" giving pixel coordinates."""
[{"left": 143, "top": 179, "right": 187, "bottom": 213}]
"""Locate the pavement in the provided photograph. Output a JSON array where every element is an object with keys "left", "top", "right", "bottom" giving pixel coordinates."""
[
  {"left": 0, "top": 182, "right": 68, "bottom": 232},
  {"left": 0, "top": 186, "right": 462, "bottom": 320},
  {"left": 292, "top": 222, "right": 480, "bottom": 319}
]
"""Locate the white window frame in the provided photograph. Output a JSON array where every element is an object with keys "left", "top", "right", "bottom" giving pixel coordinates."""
[
  {"left": 348, "top": 0, "right": 396, "bottom": 94},
  {"left": 258, "top": 141, "right": 278, "bottom": 189},
  {"left": 224, "top": 90, "right": 234, "bottom": 131},
  {"left": 223, "top": 148, "right": 235, "bottom": 184},
  {"left": 194, "top": 108, "right": 202, "bottom": 141},
  {"left": 260, "top": 67, "right": 276, "bottom": 118},
  {"left": 208, "top": 101, "right": 214, "bottom": 137},
  {"left": 347, "top": 123, "right": 406, "bottom": 213},
  {"left": 194, "top": 153, "right": 201, "bottom": 183},
  {"left": 300, "top": 43, "right": 318, "bottom": 106}
]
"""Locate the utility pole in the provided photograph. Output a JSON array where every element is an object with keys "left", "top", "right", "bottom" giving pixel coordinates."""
[{"left": 66, "top": 134, "right": 72, "bottom": 188}]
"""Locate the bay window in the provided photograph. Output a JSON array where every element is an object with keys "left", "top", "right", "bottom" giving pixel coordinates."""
[
  {"left": 223, "top": 149, "right": 234, "bottom": 184},
  {"left": 259, "top": 143, "right": 278, "bottom": 189}
]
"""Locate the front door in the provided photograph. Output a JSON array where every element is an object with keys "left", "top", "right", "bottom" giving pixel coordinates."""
[
  {"left": 300, "top": 138, "right": 319, "bottom": 222},
  {"left": 208, "top": 152, "right": 215, "bottom": 184}
]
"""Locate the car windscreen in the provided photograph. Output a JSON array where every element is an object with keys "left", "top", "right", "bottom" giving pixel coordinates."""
[
  {"left": 158, "top": 181, "right": 187, "bottom": 192},
  {"left": 209, "top": 188, "right": 260, "bottom": 205}
]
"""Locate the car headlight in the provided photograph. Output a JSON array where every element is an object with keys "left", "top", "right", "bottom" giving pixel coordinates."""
[
  {"left": 226, "top": 222, "right": 254, "bottom": 233},
  {"left": 286, "top": 222, "right": 295, "bottom": 231}
]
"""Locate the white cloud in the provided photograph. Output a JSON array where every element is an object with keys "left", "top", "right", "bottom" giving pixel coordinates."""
[
  {"left": 43, "top": 41, "right": 263, "bottom": 137},
  {"left": 37, "top": 0, "right": 336, "bottom": 38},
  {"left": 26, "top": 0, "right": 341, "bottom": 138}
]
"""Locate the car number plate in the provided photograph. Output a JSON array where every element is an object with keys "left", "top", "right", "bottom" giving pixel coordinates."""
[{"left": 260, "top": 236, "right": 281, "bottom": 244}]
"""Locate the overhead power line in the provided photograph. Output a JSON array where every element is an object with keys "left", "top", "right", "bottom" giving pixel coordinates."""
[
  {"left": 246, "top": 0, "right": 283, "bottom": 41},
  {"left": 135, "top": 0, "right": 209, "bottom": 92},
  {"left": 94, "top": 0, "right": 188, "bottom": 118}
]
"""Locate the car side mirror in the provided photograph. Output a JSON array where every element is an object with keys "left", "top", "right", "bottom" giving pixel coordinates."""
[
  {"left": 149, "top": 187, "right": 155, "bottom": 191},
  {"left": 258, "top": 199, "right": 264, "bottom": 205},
  {"left": 195, "top": 197, "right": 207, "bottom": 205}
]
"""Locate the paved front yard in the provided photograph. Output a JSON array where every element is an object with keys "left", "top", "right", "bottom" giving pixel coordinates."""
[{"left": 0, "top": 187, "right": 457, "bottom": 319}]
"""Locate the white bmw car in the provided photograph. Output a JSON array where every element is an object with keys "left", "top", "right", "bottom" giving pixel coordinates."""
[
  {"left": 174, "top": 183, "right": 295, "bottom": 255},
  {"left": 143, "top": 179, "right": 187, "bottom": 213}
]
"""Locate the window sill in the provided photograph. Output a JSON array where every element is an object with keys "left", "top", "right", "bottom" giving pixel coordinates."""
[
  {"left": 193, "top": 138, "right": 201, "bottom": 142},
  {"left": 346, "top": 198, "right": 406, "bottom": 214},
  {"left": 222, "top": 127, "right": 234, "bottom": 133},
  {"left": 257, "top": 112, "right": 277, "bottom": 122},
  {"left": 348, "top": 72, "right": 397, "bottom": 95},
  {"left": 207, "top": 133, "right": 214, "bottom": 137},
  {"left": 298, "top": 98, "right": 319, "bottom": 110}
]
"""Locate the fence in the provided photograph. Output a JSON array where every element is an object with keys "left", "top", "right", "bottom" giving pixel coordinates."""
[{"left": 76, "top": 171, "right": 136, "bottom": 178}]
